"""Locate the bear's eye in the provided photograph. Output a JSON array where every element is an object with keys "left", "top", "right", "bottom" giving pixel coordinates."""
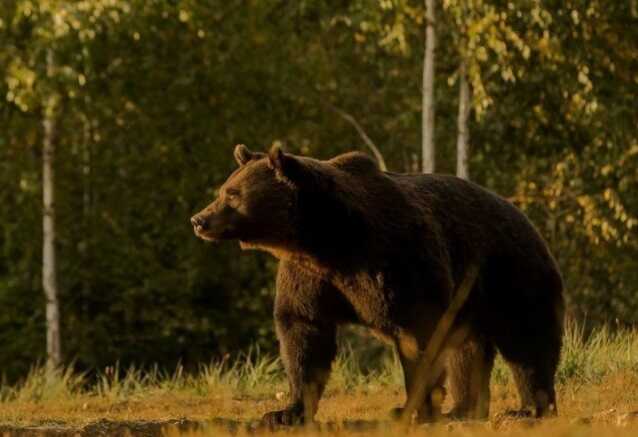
[{"left": 226, "top": 189, "right": 240, "bottom": 201}]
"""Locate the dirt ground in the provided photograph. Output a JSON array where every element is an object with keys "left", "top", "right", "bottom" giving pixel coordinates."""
[
  {"left": 3, "top": 414, "right": 638, "bottom": 437},
  {"left": 3, "top": 381, "right": 638, "bottom": 437}
]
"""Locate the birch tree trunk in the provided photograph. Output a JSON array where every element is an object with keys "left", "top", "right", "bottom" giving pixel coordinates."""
[
  {"left": 43, "top": 49, "right": 61, "bottom": 371},
  {"left": 456, "top": 61, "right": 470, "bottom": 180},
  {"left": 421, "top": 0, "right": 436, "bottom": 173}
]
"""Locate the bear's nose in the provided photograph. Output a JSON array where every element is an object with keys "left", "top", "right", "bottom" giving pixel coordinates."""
[{"left": 191, "top": 216, "right": 207, "bottom": 230}]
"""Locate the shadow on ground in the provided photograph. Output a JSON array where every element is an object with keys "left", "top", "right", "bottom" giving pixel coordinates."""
[
  {"left": 2, "top": 411, "right": 638, "bottom": 436},
  {"left": 0, "top": 418, "right": 388, "bottom": 437}
]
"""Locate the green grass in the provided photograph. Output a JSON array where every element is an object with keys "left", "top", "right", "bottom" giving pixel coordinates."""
[
  {"left": 3, "top": 322, "right": 638, "bottom": 435},
  {"left": 3, "top": 322, "right": 638, "bottom": 404},
  {"left": 0, "top": 344, "right": 399, "bottom": 404},
  {"left": 489, "top": 320, "right": 638, "bottom": 388}
]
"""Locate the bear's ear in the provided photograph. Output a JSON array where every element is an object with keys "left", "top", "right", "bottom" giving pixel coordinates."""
[
  {"left": 268, "top": 145, "right": 315, "bottom": 187},
  {"left": 267, "top": 145, "right": 285, "bottom": 171},
  {"left": 234, "top": 144, "right": 253, "bottom": 166}
]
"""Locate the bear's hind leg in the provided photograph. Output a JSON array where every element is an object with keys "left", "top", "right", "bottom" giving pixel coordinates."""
[
  {"left": 446, "top": 336, "right": 495, "bottom": 420},
  {"left": 506, "top": 360, "right": 558, "bottom": 418},
  {"left": 495, "top": 298, "right": 562, "bottom": 418}
]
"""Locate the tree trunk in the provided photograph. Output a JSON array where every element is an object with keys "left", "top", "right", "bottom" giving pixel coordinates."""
[
  {"left": 456, "top": 61, "right": 470, "bottom": 180},
  {"left": 43, "top": 49, "right": 61, "bottom": 371},
  {"left": 421, "top": 0, "right": 436, "bottom": 173},
  {"left": 81, "top": 114, "right": 92, "bottom": 337}
]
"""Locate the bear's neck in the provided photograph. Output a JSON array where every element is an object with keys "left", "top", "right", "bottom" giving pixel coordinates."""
[{"left": 237, "top": 239, "right": 335, "bottom": 275}]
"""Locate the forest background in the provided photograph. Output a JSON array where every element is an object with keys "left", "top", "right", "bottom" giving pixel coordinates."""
[{"left": 0, "top": 0, "right": 636, "bottom": 383}]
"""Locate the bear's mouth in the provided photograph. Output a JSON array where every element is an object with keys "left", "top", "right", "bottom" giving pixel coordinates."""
[{"left": 193, "top": 225, "right": 219, "bottom": 242}]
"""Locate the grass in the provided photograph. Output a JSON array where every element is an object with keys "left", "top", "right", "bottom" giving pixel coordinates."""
[{"left": 2, "top": 321, "right": 638, "bottom": 435}]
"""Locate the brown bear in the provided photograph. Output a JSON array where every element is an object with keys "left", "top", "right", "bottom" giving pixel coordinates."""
[{"left": 191, "top": 144, "right": 564, "bottom": 425}]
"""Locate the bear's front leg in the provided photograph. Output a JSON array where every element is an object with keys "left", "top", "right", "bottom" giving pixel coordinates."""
[
  {"left": 261, "top": 312, "right": 336, "bottom": 426},
  {"left": 261, "top": 261, "right": 347, "bottom": 426}
]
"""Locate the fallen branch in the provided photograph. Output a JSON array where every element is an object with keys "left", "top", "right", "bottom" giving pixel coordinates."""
[
  {"left": 401, "top": 262, "right": 480, "bottom": 424},
  {"left": 326, "top": 104, "right": 388, "bottom": 171}
]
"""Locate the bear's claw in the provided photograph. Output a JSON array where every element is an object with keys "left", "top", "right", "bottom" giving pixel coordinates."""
[{"left": 261, "top": 406, "right": 305, "bottom": 427}]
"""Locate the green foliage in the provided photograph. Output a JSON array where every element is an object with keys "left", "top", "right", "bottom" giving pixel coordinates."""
[{"left": 0, "top": 0, "right": 637, "bottom": 381}]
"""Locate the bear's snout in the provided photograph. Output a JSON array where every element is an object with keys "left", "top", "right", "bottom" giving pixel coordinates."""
[
  {"left": 190, "top": 215, "right": 208, "bottom": 231},
  {"left": 191, "top": 210, "right": 227, "bottom": 241}
]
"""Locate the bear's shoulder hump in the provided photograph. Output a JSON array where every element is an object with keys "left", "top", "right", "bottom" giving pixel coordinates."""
[{"left": 329, "top": 151, "right": 379, "bottom": 175}]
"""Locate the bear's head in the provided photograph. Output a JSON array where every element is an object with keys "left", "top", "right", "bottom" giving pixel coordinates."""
[
  {"left": 191, "top": 144, "right": 378, "bottom": 260},
  {"left": 190, "top": 144, "right": 289, "bottom": 245}
]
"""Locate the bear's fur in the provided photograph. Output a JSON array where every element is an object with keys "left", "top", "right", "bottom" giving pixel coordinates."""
[{"left": 191, "top": 145, "right": 564, "bottom": 425}]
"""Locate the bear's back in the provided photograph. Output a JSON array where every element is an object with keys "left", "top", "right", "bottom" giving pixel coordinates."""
[{"left": 385, "top": 172, "right": 561, "bottom": 288}]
